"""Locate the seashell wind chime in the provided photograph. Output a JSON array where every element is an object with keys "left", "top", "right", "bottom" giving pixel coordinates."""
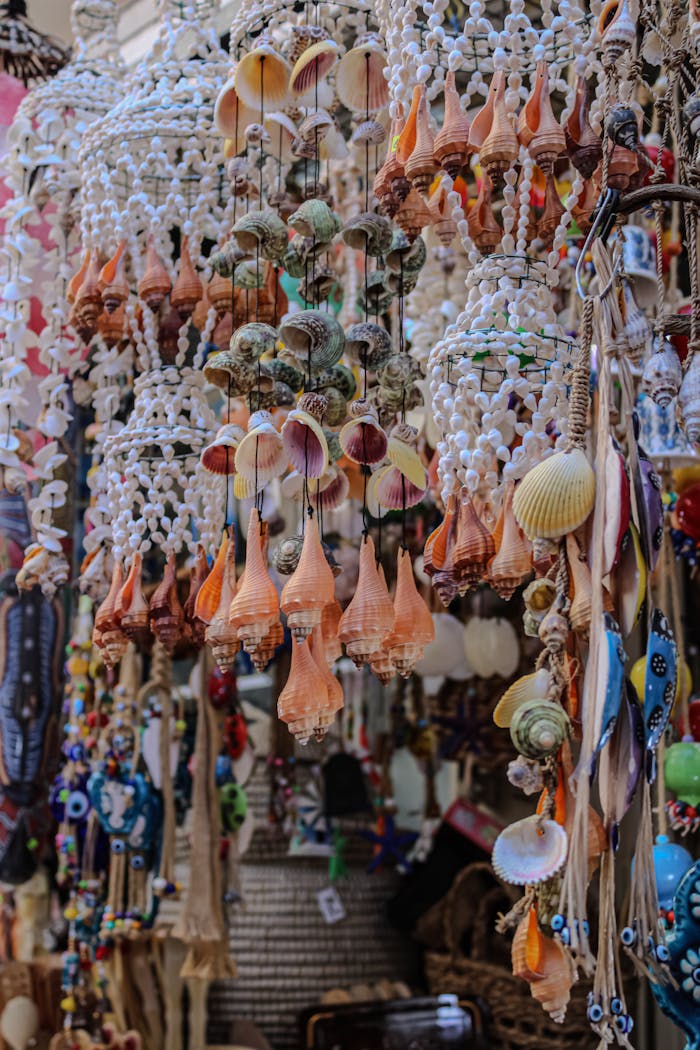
[
  {"left": 373, "top": 0, "right": 700, "bottom": 1042},
  {"left": 0, "top": 0, "right": 125, "bottom": 598}
]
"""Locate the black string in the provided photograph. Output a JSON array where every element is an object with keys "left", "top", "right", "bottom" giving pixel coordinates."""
[{"left": 258, "top": 55, "right": 265, "bottom": 206}]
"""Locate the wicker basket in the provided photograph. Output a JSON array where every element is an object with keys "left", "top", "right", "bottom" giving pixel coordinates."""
[{"left": 425, "top": 863, "right": 600, "bottom": 1050}]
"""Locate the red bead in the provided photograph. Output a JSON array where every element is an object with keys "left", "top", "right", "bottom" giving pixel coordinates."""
[
  {"left": 667, "top": 910, "right": 675, "bottom": 924},
  {"left": 687, "top": 806, "right": 697, "bottom": 819},
  {"left": 95, "top": 946, "right": 110, "bottom": 960}
]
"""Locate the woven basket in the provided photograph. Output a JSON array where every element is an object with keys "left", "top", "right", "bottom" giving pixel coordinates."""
[{"left": 425, "top": 863, "right": 599, "bottom": 1050}]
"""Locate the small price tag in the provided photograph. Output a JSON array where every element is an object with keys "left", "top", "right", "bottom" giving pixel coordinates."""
[{"left": 317, "top": 885, "right": 346, "bottom": 925}]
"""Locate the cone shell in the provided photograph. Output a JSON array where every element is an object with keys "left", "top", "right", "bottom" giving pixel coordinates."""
[
  {"left": 235, "top": 410, "right": 287, "bottom": 484},
  {"left": 338, "top": 534, "right": 394, "bottom": 666},
  {"left": 289, "top": 39, "right": 339, "bottom": 96},
  {"left": 278, "top": 635, "right": 328, "bottom": 743},
  {"left": 117, "top": 552, "right": 149, "bottom": 641},
  {"left": 215, "top": 74, "right": 257, "bottom": 146},
  {"left": 493, "top": 668, "right": 553, "bottom": 728},
  {"left": 280, "top": 515, "right": 336, "bottom": 640},
  {"left": 492, "top": 816, "right": 568, "bottom": 885},
  {"left": 235, "top": 44, "right": 291, "bottom": 110},
  {"left": 513, "top": 449, "right": 595, "bottom": 541},
  {"left": 281, "top": 406, "right": 329, "bottom": 480},
  {"left": 339, "top": 403, "right": 388, "bottom": 465},
  {"left": 387, "top": 547, "right": 435, "bottom": 676},
  {"left": 138, "top": 238, "right": 171, "bottom": 311},
  {"left": 229, "top": 509, "right": 280, "bottom": 651},
  {"left": 335, "top": 36, "right": 388, "bottom": 113},
  {"left": 434, "top": 70, "right": 470, "bottom": 178}
]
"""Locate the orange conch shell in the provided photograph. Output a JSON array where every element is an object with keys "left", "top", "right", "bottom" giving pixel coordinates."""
[
  {"left": 93, "top": 560, "right": 128, "bottom": 666},
  {"left": 170, "top": 236, "right": 203, "bottom": 319},
  {"left": 149, "top": 553, "right": 184, "bottom": 653},
  {"left": 204, "top": 529, "right": 239, "bottom": 669},
  {"left": 453, "top": 490, "right": 495, "bottom": 594},
  {"left": 512, "top": 907, "right": 576, "bottom": 1023},
  {"left": 467, "top": 172, "right": 501, "bottom": 253},
  {"left": 251, "top": 617, "right": 284, "bottom": 672},
  {"left": 310, "top": 624, "right": 344, "bottom": 739},
  {"left": 98, "top": 241, "right": 129, "bottom": 314},
  {"left": 469, "top": 70, "right": 518, "bottom": 186},
  {"left": 404, "top": 83, "right": 438, "bottom": 197},
  {"left": 387, "top": 547, "right": 435, "bottom": 677},
  {"left": 338, "top": 534, "right": 394, "bottom": 667},
  {"left": 195, "top": 533, "right": 229, "bottom": 625},
  {"left": 489, "top": 481, "right": 532, "bottom": 600},
  {"left": 117, "top": 552, "right": 149, "bottom": 642},
  {"left": 280, "top": 514, "right": 336, "bottom": 641},
  {"left": 321, "top": 598, "right": 343, "bottom": 665},
  {"left": 67, "top": 251, "right": 90, "bottom": 304},
  {"left": 229, "top": 509, "right": 280, "bottom": 653},
  {"left": 396, "top": 86, "right": 421, "bottom": 168},
  {"left": 277, "top": 636, "right": 328, "bottom": 743},
  {"left": 518, "top": 62, "right": 565, "bottom": 173},
  {"left": 433, "top": 69, "right": 470, "bottom": 178},
  {"left": 183, "top": 544, "right": 210, "bottom": 648},
  {"left": 374, "top": 108, "right": 407, "bottom": 215},
  {"left": 138, "top": 237, "right": 171, "bottom": 311}
]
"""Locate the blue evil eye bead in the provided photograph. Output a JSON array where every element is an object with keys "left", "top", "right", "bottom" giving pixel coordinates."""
[
  {"left": 130, "top": 854, "right": 145, "bottom": 871},
  {"left": 580, "top": 919, "right": 590, "bottom": 937},
  {"left": 654, "top": 943, "right": 670, "bottom": 963},
  {"left": 111, "top": 838, "right": 126, "bottom": 855},
  {"left": 615, "top": 1015, "right": 634, "bottom": 1034},
  {"left": 610, "top": 997, "right": 623, "bottom": 1015},
  {"left": 551, "top": 914, "right": 566, "bottom": 933},
  {"left": 560, "top": 926, "right": 571, "bottom": 945},
  {"left": 621, "top": 926, "right": 637, "bottom": 947},
  {"left": 66, "top": 790, "right": 89, "bottom": 820},
  {"left": 587, "top": 1003, "right": 604, "bottom": 1023},
  {"left": 69, "top": 743, "right": 85, "bottom": 762}
]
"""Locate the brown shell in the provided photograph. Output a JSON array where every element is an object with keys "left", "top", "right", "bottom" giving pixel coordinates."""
[
  {"left": 468, "top": 172, "right": 501, "bottom": 253},
  {"left": 170, "top": 236, "right": 203, "bottom": 319},
  {"left": 321, "top": 597, "right": 343, "bottom": 665},
  {"left": 370, "top": 646, "right": 397, "bottom": 686},
  {"left": 566, "top": 531, "right": 592, "bottom": 635},
  {"left": 488, "top": 482, "right": 532, "bottom": 600},
  {"left": 453, "top": 490, "right": 495, "bottom": 593},
  {"left": 600, "top": 144, "right": 638, "bottom": 191},
  {"left": 67, "top": 251, "right": 90, "bottom": 304},
  {"left": 571, "top": 177, "right": 598, "bottom": 234},
  {"left": 195, "top": 533, "right": 229, "bottom": 625},
  {"left": 565, "top": 76, "right": 602, "bottom": 179},
  {"left": 280, "top": 515, "right": 336, "bottom": 640},
  {"left": 98, "top": 241, "right": 129, "bottom": 314},
  {"left": 138, "top": 238, "right": 171, "bottom": 311},
  {"left": 229, "top": 508, "right": 280, "bottom": 652},
  {"left": 387, "top": 547, "right": 435, "bottom": 676},
  {"left": 433, "top": 70, "right": 470, "bottom": 178},
  {"left": 374, "top": 110, "right": 406, "bottom": 216},
  {"left": 250, "top": 618, "right": 284, "bottom": 672},
  {"left": 310, "top": 624, "right": 344, "bottom": 727},
  {"left": 423, "top": 493, "right": 457, "bottom": 576},
  {"left": 183, "top": 544, "right": 210, "bottom": 647},
  {"left": 469, "top": 70, "right": 518, "bottom": 187},
  {"left": 338, "top": 534, "right": 394, "bottom": 667},
  {"left": 405, "top": 84, "right": 438, "bottom": 197},
  {"left": 518, "top": 62, "right": 565, "bottom": 173},
  {"left": 205, "top": 529, "right": 239, "bottom": 669},
  {"left": 117, "top": 552, "right": 149, "bottom": 642},
  {"left": 429, "top": 181, "right": 457, "bottom": 247},
  {"left": 396, "top": 87, "right": 420, "bottom": 167},
  {"left": 97, "top": 303, "right": 127, "bottom": 347},
  {"left": 277, "top": 635, "right": 328, "bottom": 743},
  {"left": 74, "top": 250, "right": 103, "bottom": 328},
  {"left": 149, "top": 554, "right": 184, "bottom": 653},
  {"left": 537, "top": 171, "right": 565, "bottom": 248},
  {"left": 395, "top": 186, "right": 433, "bottom": 243},
  {"left": 207, "top": 271, "right": 234, "bottom": 318},
  {"left": 93, "top": 560, "right": 128, "bottom": 666}
]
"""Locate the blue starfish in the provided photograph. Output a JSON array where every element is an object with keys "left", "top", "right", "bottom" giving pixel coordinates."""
[{"left": 358, "top": 813, "right": 418, "bottom": 874}]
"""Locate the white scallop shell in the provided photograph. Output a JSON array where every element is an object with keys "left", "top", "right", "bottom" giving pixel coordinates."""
[{"left": 492, "top": 817, "right": 568, "bottom": 886}]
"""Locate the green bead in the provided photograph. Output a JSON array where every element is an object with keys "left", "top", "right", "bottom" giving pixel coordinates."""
[{"left": 27, "top": 837, "right": 38, "bottom": 850}]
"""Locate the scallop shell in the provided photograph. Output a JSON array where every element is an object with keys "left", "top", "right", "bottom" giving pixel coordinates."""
[
  {"left": 98, "top": 241, "right": 129, "bottom": 314},
  {"left": 387, "top": 547, "right": 435, "bottom": 677},
  {"left": 341, "top": 211, "right": 393, "bottom": 257},
  {"left": 229, "top": 509, "right": 280, "bottom": 653},
  {"left": 387, "top": 426, "right": 426, "bottom": 488},
  {"left": 280, "top": 514, "right": 336, "bottom": 640},
  {"left": 434, "top": 69, "right": 471, "bottom": 178},
  {"left": 288, "top": 199, "right": 341, "bottom": 242},
  {"left": 493, "top": 668, "right": 553, "bottom": 728},
  {"left": 234, "top": 409, "right": 286, "bottom": 485},
  {"left": 344, "top": 322, "right": 393, "bottom": 370},
  {"left": 138, "top": 238, "right": 171, "bottom": 311},
  {"left": 278, "top": 636, "right": 328, "bottom": 744},
  {"left": 170, "top": 236, "right": 202, "bottom": 319},
  {"left": 263, "top": 111, "right": 298, "bottom": 164},
  {"left": 492, "top": 816, "right": 568, "bottom": 886},
  {"left": 232, "top": 209, "right": 288, "bottom": 264},
  {"left": 339, "top": 402, "right": 388, "bottom": 465},
  {"left": 513, "top": 449, "right": 595, "bottom": 540},
  {"left": 280, "top": 310, "right": 344, "bottom": 375},
  {"left": 338, "top": 534, "right": 394, "bottom": 667},
  {"left": 372, "top": 464, "right": 427, "bottom": 512},
  {"left": 200, "top": 423, "right": 245, "bottom": 475},
  {"left": 235, "top": 44, "right": 291, "bottom": 110},
  {"left": 289, "top": 39, "right": 340, "bottom": 96},
  {"left": 510, "top": 700, "right": 570, "bottom": 760},
  {"left": 214, "top": 74, "right": 257, "bottom": 146},
  {"left": 405, "top": 83, "right": 438, "bottom": 197},
  {"left": 281, "top": 400, "right": 330, "bottom": 479},
  {"left": 335, "top": 35, "right": 388, "bottom": 113},
  {"left": 230, "top": 322, "right": 278, "bottom": 360},
  {"left": 117, "top": 552, "right": 149, "bottom": 642},
  {"left": 312, "top": 464, "right": 350, "bottom": 511},
  {"left": 280, "top": 467, "right": 334, "bottom": 502}
]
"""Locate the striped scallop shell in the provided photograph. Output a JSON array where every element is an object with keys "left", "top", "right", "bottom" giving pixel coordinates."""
[
  {"left": 234, "top": 410, "right": 287, "bottom": 484},
  {"left": 493, "top": 668, "right": 553, "bottom": 728},
  {"left": 335, "top": 35, "right": 388, "bottom": 113},
  {"left": 512, "top": 449, "right": 595, "bottom": 541},
  {"left": 234, "top": 44, "right": 291, "bottom": 111},
  {"left": 281, "top": 407, "right": 329, "bottom": 480},
  {"left": 492, "top": 816, "right": 568, "bottom": 886},
  {"left": 289, "top": 39, "right": 340, "bottom": 97},
  {"left": 200, "top": 424, "right": 245, "bottom": 476}
]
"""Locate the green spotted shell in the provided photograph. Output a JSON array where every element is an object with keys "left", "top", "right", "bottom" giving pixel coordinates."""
[
  {"left": 288, "top": 199, "right": 342, "bottom": 242},
  {"left": 509, "top": 700, "right": 570, "bottom": 760}
]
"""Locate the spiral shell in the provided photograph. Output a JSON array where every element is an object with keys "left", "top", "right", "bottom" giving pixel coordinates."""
[
  {"left": 352, "top": 119, "right": 386, "bottom": 146},
  {"left": 433, "top": 70, "right": 471, "bottom": 178},
  {"left": 299, "top": 267, "right": 336, "bottom": 305},
  {"left": 317, "top": 364, "right": 357, "bottom": 402},
  {"left": 203, "top": 350, "right": 257, "bottom": 394},
  {"left": 229, "top": 509, "right": 280, "bottom": 653},
  {"left": 280, "top": 310, "right": 345, "bottom": 374},
  {"left": 513, "top": 449, "right": 595, "bottom": 540},
  {"left": 210, "top": 239, "right": 245, "bottom": 278},
  {"left": 138, "top": 238, "right": 171, "bottom": 311},
  {"left": 280, "top": 515, "right": 336, "bottom": 640},
  {"left": 268, "top": 355, "right": 305, "bottom": 392},
  {"left": 98, "top": 241, "right": 128, "bottom": 314},
  {"left": 344, "top": 322, "right": 393, "bottom": 370},
  {"left": 509, "top": 700, "right": 570, "bottom": 759},
  {"left": 230, "top": 322, "right": 278, "bottom": 361},
  {"left": 385, "top": 231, "right": 426, "bottom": 275},
  {"left": 598, "top": 0, "right": 636, "bottom": 67},
  {"left": 492, "top": 816, "right": 568, "bottom": 886},
  {"left": 288, "top": 198, "right": 341, "bottom": 242},
  {"left": 338, "top": 534, "right": 394, "bottom": 667},
  {"left": 232, "top": 209, "right": 289, "bottom": 264},
  {"left": 679, "top": 352, "right": 700, "bottom": 444},
  {"left": 341, "top": 211, "right": 394, "bottom": 257},
  {"left": 170, "top": 237, "right": 202, "bottom": 319},
  {"left": 642, "top": 343, "right": 682, "bottom": 408}
]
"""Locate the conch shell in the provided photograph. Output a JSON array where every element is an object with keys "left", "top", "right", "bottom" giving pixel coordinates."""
[
  {"left": 170, "top": 237, "right": 202, "bottom": 319},
  {"left": 98, "top": 241, "right": 129, "bottom": 314},
  {"left": 93, "top": 560, "right": 128, "bottom": 667},
  {"left": 338, "top": 534, "right": 394, "bottom": 667},
  {"left": 453, "top": 490, "right": 495, "bottom": 593},
  {"left": 517, "top": 62, "right": 565, "bottom": 173},
  {"left": 386, "top": 547, "right": 435, "bottom": 677},
  {"left": 488, "top": 481, "right": 532, "bottom": 599},
  {"left": 512, "top": 908, "right": 576, "bottom": 1023},
  {"left": 229, "top": 509, "right": 280, "bottom": 653},
  {"left": 564, "top": 76, "right": 602, "bottom": 179},
  {"left": 310, "top": 624, "right": 344, "bottom": 739},
  {"left": 203, "top": 529, "right": 239, "bottom": 670},
  {"left": 433, "top": 70, "right": 470, "bottom": 178},
  {"left": 278, "top": 635, "right": 328, "bottom": 744},
  {"left": 117, "top": 552, "right": 149, "bottom": 642},
  {"left": 148, "top": 554, "right": 184, "bottom": 654},
  {"left": 138, "top": 238, "right": 171, "bottom": 311},
  {"left": 280, "top": 514, "right": 336, "bottom": 640},
  {"left": 183, "top": 544, "right": 209, "bottom": 648},
  {"left": 468, "top": 70, "right": 518, "bottom": 187},
  {"left": 404, "top": 84, "right": 438, "bottom": 197}
]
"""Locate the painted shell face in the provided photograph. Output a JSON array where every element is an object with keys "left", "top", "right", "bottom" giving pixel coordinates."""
[{"left": 492, "top": 816, "right": 568, "bottom": 886}]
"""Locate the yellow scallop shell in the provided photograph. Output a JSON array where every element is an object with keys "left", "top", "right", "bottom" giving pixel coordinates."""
[
  {"left": 512, "top": 449, "right": 595, "bottom": 540},
  {"left": 387, "top": 434, "right": 427, "bottom": 489},
  {"left": 493, "top": 667, "right": 553, "bottom": 728}
]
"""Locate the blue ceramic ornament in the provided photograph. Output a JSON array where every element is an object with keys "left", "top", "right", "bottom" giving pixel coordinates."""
[
  {"left": 651, "top": 860, "right": 700, "bottom": 1049},
  {"left": 87, "top": 771, "right": 150, "bottom": 838},
  {"left": 596, "top": 613, "right": 626, "bottom": 753},
  {"left": 644, "top": 608, "right": 678, "bottom": 780},
  {"left": 653, "top": 836, "right": 694, "bottom": 910}
]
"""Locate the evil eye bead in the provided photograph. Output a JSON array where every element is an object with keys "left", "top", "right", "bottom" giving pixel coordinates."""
[
  {"left": 621, "top": 926, "right": 637, "bottom": 947},
  {"left": 587, "top": 1003, "right": 604, "bottom": 1023},
  {"left": 610, "top": 997, "right": 623, "bottom": 1015},
  {"left": 560, "top": 926, "right": 571, "bottom": 945},
  {"left": 66, "top": 790, "right": 89, "bottom": 820},
  {"left": 111, "top": 838, "right": 126, "bottom": 855},
  {"left": 551, "top": 914, "right": 566, "bottom": 933},
  {"left": 615, "top": 1015, "right": 634, "bottom": 1034},
  {"left": 130, "top": 854, "right": 145, "bottom": 871},
  {"left": 654, "top": 943, "right": 670, "bottom": 963}
]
